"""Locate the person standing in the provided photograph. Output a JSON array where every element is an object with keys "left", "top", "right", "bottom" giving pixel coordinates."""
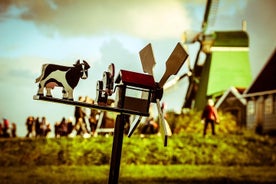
[
  {"left": 26, "top": 116, "right": 34, "bottom": 138},
  {"left": 0, "top": 123, "right": 3, "bottom": 137},
  {"left": 40, "top": 116, "right": 50, "bottom": 137},
  {"left": 74, "top": 96, "right": 88, "bottom": 134},
  {"left": 89, "top": 109, "right": 98, "bottom": 136},
  {"left": 201, "top": 99, "right": 219, "bottom": 136},
  {"left": 2, "top": 118, "right": 10, "bottom": 137},
  {"left": 74, "top": 97, "right": 86, "bottom": 124},
  {"left": 59, "top": 117, "right": 68, "bottom": 137},
  {"left": 35, "top": 117, "right": 41, "bottom": 137},
  {"left": 11, "top": 123, "right": 17, "bottom": 138}
]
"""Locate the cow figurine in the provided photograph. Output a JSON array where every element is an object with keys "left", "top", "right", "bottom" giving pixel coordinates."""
[{"left": 35, "top": 60, "right": 90, "bottom": 100}]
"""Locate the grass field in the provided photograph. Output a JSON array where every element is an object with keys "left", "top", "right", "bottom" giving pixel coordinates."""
[
  {"left": 0, "top": 133, "right": 275, "bottom": 183},
  {"left": 0, "top": 165, "right": 276, "bottom": 184}
]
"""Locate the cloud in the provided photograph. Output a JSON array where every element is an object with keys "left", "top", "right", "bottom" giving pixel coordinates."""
[
  {"left": 0, "top": 0, "right": 193, "bottom": 39},
  {"left": 0, "top": 56, "right": 41, "bottom": 84}
]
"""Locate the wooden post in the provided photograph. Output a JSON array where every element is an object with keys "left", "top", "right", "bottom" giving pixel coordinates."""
[{"left": 108, "top": 113, "right": 125, "bottom": 184}]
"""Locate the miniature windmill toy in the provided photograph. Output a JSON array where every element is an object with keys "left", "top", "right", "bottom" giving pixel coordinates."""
[
  {"left": 94, "top": 42, "right": 188, "bottom": 145},
  {"left": 33, "top": 42, "right": 188, "bottom": 184}
]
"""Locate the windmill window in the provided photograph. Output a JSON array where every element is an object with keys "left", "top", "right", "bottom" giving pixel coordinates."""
[
  {"left": 264, "top": 95, "right": 273, "bottom": 114},
  {"left": 125, "top": 86, "right": 149, "bottom": 100},
  {"left": 247, "top": 100, "right": 255, "bottom": 115}
]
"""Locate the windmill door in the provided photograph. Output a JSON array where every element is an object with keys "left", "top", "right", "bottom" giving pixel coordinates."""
[{"left": 255, "top": 96, "right": 264, "bottom": 133}]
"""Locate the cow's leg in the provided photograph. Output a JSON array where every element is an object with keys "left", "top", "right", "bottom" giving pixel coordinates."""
[
  {"left": 37, "top": 82, "right": 45, "bottom": 96},
  {"left": 46, "top": 88, "right": 52, "bottom": 97},
  {"left": 62, "top": 88, "right": 68, "bottom": 99},
  {"left": 67, "top": 89, "right": 74, "bottom": 101}
]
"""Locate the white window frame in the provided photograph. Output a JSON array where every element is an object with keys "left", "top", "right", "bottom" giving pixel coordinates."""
[
  {"left": 247, "top": 100, "right": 255, "bottom": 115},
  {"left": 264, "top": 95, "right": 273, "bottom": 114}
]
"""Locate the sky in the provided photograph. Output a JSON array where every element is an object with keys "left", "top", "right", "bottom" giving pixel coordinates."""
[{"left": 0, "top": 0, "right": 275, "bottom": 137}]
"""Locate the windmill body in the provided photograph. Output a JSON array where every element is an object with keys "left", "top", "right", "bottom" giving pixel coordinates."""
[
  {"left": 180, "top": 0, "right": 252, "bottom": 110},
  {"left": 191, "top": 31, "right": 252, "bottom": 110}
]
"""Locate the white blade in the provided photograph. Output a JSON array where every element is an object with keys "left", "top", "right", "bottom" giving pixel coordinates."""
[
  {"left": 156, "top": 99, "right": 172, "bottom": 146},
  {"left": 183, "top": 44, "right": 192, "bottom": 71},
  {"left": 127, "top": 116, "right": 142, "bottom": 137}
]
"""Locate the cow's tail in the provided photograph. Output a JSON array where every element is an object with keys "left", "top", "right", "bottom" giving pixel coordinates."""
[{"left": 35, "top": 64, "right": 48, "bottom": 83}]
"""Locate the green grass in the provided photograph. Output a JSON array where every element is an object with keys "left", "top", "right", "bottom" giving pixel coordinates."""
[
  {"left": 1, "top": 133, "right": 275, "bottom": 166},
  {"left": 0, "top": 165, "right": 275, "bottom": 184},
  {"left": 0, "top": 133, "right": 275, "bottom": 183}
]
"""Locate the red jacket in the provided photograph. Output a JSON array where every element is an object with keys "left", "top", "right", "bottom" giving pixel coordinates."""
[
  {"left": 3, "top": 119, "right": 9, "bottom": 129},
  {"left": 201, "top": 105, "right": 219, "bottom": 121}
]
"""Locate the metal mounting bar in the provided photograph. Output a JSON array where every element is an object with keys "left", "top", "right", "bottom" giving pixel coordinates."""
[
  {"left": 33, "top": 95, "right": 149, "bottom": 117},
  {"left": 108, "top": 114, "right": 125, "bottom": 184}
]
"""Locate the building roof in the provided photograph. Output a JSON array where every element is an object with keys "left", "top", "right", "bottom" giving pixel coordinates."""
[
  {"left": 213, "top": 31, "right": 249, "bottom": 47},
  {"left": 215, "top": 86, "right": 246, "bottom": 109},
  {"left": 244, "top": 49, "right": 276, "bottom": 95},
  {"left": 115, "top": 70, "right": 156, "bottom": 89}
]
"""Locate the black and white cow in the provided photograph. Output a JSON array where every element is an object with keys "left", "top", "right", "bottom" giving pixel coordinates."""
[{"left": 36, "top": 60, "right": 90, "bottom": 100}]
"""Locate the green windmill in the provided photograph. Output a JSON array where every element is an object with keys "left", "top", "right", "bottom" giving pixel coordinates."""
[
  {"left": 168, "top": 0, "right": 252, "bottom": 110},
  {"left": 191, "top": 30, "right": 252, "bottom": 110}
]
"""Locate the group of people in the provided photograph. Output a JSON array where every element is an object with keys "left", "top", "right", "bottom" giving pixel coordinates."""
[
  {"left": 0, "top": 118, "right": 16, "bottom": 138},
  {"left": 21, "top": 96, "right": 218, "bottom": 138},
  {"left": 25, "top": 116, "right": 51, "bottom": 138},
  {"left": 25, "top": 114, "right": 93, "bottom": 138},
  {"left": 25, "top": 96, "right": 101, "bottom": 138}
]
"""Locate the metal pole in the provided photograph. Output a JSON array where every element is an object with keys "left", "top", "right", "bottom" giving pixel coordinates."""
[{"left": 108, "top": 113, "right": 125, "bottom": 184}]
